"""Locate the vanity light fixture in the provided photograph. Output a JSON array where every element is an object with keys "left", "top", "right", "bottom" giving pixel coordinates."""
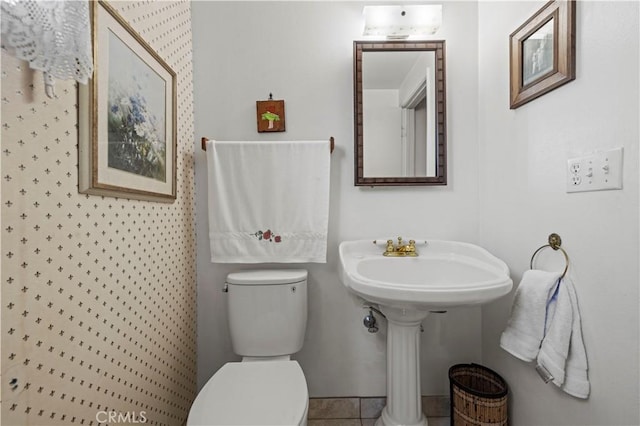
[{"left": 362, "top": 5, "right": 442, "bottom": 39}]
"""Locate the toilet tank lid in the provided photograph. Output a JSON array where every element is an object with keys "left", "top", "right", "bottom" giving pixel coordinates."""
[{"left": 227, "top": 269, "right": 308, "bottom": 285}]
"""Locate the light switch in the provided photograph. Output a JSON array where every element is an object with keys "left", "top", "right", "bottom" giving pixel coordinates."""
[{"left": 566, "top": 147, "right": 623, "bottom": 193}]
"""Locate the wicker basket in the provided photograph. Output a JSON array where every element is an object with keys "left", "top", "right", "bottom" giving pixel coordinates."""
[{"left": 449, "top": 364, "right": 508, "bottom": 426}]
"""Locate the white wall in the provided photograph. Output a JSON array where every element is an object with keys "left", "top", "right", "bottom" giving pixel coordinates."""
[
  {"left": 191, "top": 2, "right": 640, "bottom": 420},
  {"left": 478, "top": 2, "right": 639, "bottom": 425},
  {"left": 192, "top": 1, "right": 480, "bottom": 397}
]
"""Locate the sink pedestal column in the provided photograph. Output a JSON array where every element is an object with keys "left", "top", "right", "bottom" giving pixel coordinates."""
[{"left": 376, "top": 307, "right": 430, "bottom": 426}]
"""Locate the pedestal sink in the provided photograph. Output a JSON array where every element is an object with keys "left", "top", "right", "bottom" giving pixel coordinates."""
[{"left": 338, "top": 239, "right": 513, "bottom": 426}]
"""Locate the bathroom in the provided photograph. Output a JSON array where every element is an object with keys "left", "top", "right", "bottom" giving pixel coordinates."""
[{"left": 1, "top": 1, "right": 638, "bottom": 425}]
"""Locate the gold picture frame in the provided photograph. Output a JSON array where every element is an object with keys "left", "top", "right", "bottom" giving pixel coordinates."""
[
  {"left": 79, "top": 0, "right": 177, "bottom": 202},
  {"left": 509, "top": 0, "right": 576, "bottom": 109}
]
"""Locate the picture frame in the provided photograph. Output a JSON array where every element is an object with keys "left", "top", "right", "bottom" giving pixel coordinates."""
[
  {"left": 256, "top": 99, "right": 286, "bottom": 132},
  {"left": 509, "top": 0, "right": 576, "bottom": 109},
  {"left": 79, "top": 0, "right": 177, "bottom": 202}
]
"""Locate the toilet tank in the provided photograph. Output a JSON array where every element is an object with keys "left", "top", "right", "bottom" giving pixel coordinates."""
[{"left": 226, "top": 269, "right": 308, "bottom": 357}]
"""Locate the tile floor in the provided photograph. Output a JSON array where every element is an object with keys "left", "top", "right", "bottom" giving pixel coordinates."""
[
  {"left": 307, "top": 396, "right": 450, "bottom": 426},
  {"left": 308, "top": 418, "right": 449, "bottom": 426}
]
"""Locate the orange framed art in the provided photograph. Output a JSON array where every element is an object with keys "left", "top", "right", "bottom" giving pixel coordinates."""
[{"left": 256, "top": 99, "right": 286, "bottom": 132}]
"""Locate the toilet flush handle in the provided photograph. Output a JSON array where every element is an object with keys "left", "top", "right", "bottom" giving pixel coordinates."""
[{"left": 222, "top": 283, "right": 229, "bottom": 293}]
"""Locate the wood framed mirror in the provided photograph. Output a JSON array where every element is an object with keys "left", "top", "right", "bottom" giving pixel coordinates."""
[{"left": 354, "top": 40, "right": 447, "bottom": 186}]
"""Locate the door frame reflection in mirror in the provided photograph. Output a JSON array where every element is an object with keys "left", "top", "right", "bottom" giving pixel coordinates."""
[{"left": 353, "top": 40, "right": 447, "bottom": 186}]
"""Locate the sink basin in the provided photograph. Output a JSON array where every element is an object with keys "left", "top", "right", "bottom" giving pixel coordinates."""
[
  {"left": 339, "top": 240, "right": 513, "bottom": 426},
  {"left": 338, "top": 239, "right": 513, "bottom": 426},
  {"left": 339, "top": 239, "right": 513, "bottom": 309}
]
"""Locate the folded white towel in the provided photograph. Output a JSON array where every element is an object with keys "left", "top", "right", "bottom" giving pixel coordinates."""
[
  {"left": 537, "top": 277, "right": 590, "bottom": 399},
  {"left": 500, "top": 270, "right": 562, "bottom": 362},
  {"left": 206, "top": 140, "right": 330, "bottom": 263}
]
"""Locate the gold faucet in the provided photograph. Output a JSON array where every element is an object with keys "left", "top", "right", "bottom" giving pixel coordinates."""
[{"left": 383, "top": 237, "right": 418, "bottom": 257}]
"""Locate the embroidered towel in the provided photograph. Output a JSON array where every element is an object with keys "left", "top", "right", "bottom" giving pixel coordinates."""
[
  {"left": 500, "top": 270, "right": 562, "bottom": 362},
  {"left": 537, "top": 276, "right": 590, "bottom": 399},
  {"left": 206, "top": 140, "right": 330, "bottom": 263}
]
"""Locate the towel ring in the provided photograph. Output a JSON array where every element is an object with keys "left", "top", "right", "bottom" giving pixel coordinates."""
[{"left": 530, "top": 233, "right": 570, "bottom": 279}]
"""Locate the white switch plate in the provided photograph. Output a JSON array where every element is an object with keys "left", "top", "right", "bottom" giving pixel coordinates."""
[{"left": 566, "top": 147, "right": 623, "bottom": 193}]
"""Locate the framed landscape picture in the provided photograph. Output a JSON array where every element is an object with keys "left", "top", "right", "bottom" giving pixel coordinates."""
[
  {"left": 509, "top": 0, "right": 576, "bottom": 109},
  {"left": 79, "top": 0, "right": 177, "bottom": 202}
]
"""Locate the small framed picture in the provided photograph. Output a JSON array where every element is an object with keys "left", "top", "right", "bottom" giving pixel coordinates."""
[
  {"left": 509, "top": 0, "right": 576, "bottom": 109},
  {"left": 256, "top": 99, "right": 286, "bottom": 132},
  {"left": 79, "top": 0, "right": 177, "bottom": 202}
]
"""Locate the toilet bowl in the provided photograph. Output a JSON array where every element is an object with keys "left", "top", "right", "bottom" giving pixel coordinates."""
[
  {"left": 187, "top": 360, "right": 308, "bottom": 426},
  {"left": 187, "top": 269, "right": 309, "bottom": 425}
]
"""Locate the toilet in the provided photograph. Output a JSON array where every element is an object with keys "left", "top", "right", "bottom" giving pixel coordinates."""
[{"left": 187, "top": 269, "right": 309, "bottom": 426}]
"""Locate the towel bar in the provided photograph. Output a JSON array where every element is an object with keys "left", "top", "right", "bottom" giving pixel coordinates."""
[
  {"left": 201, "top": 136, "right": 335, "bottom": 153},
  {"left": 530, "top": 233, "right": 570, "bottom": 279}
]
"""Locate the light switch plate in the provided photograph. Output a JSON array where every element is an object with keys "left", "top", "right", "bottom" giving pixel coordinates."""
[{"left": 566, "top": 147, "right": 623, "bottom": 193}]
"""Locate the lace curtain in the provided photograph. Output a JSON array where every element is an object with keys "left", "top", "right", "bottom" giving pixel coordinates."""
[{"left": 1, "top": 0, "right": 93, "bottom": 97}]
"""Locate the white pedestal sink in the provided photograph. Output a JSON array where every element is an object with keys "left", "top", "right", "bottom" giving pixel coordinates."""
[{"left": 338, "top": 239, "right": 513, "bottom": 426}]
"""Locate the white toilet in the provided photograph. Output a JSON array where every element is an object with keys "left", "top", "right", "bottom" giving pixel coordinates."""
[{"left": 187, "top": 269, "right": 309, "bottom": 426}]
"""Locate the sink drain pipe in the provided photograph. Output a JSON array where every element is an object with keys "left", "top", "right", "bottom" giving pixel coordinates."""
[{"left": 362, "top": 305, "right": 385, "bottom": 333}]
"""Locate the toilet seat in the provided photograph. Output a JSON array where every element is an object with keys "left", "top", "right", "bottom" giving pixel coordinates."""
[{"left": 187, "top": 360, "right": 308, "bottom": 426}]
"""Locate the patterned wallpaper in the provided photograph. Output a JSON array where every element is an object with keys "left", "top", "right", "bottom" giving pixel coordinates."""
[{"left": 1, "top": 1, "right": 197, "bottom": 425}]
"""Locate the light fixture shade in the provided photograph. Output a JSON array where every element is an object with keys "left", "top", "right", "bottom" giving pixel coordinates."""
[{"left": 363, "top": 5, "right": 442, "bottom": 38}]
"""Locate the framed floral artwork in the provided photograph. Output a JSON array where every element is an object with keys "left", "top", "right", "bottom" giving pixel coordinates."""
[
  {"left": 79, "top": 0, "right": 177, "bottom": 202},
  {"left": 509, "top": 0, "right": 576, "bottom": 109}
]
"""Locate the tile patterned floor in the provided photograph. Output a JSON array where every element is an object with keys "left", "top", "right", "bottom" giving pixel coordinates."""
[
  {"left": 307, "top": 397, "right": 450, "bottom": 426},
  {"left": 308, "top": 418, "right": 449, "bottom": 426}
]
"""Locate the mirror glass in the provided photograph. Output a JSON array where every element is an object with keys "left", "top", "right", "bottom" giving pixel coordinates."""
[{"left": 354, "top": 41, "right": 447, "bottom": 186}]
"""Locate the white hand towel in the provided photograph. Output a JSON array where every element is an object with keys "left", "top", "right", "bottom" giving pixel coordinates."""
[
  {"left": 537, "top": 277, "right": 590, "bottom": 399},
  {"left": 206, "top": 140, "right": 330, "bottom": 263},
  {"left": 500, "top": 270, "right": 562, "bottom": 362}
]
